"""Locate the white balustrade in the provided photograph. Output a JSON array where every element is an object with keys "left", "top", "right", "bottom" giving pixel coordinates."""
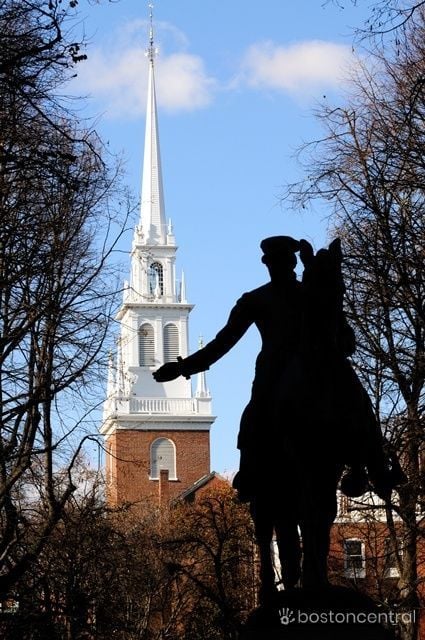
[{"left": 129, "top": 397, "right": 199, "bottom": 414}]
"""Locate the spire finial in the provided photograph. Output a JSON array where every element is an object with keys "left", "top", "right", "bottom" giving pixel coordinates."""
[{"left": 147, "top": 2, "right": 156, "bottom": 63}]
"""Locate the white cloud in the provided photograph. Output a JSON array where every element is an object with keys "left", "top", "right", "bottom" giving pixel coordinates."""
[
  {"left": 239, "top": 40, "right": 355, "bottom": 95},
  {"left": 72, "top": 23, "right": 215, "bottom": 118},
  {"left": 71, "top": 23, "right": 355, "bottom": 118},
  {"left": 156, "top": 53, "right": 215, "bottom": 111}
]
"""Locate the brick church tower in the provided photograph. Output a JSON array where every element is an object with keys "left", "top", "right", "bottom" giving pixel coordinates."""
[{"left": 101, "top": 16, "right": 215, "bottom": 508}]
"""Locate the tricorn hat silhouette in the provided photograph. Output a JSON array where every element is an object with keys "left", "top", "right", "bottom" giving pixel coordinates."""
[{"left": 260, "top": 235, "right": 300, "bottom": 257}]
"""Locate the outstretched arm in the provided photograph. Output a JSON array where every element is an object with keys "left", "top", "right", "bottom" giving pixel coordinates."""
[{"left": 153, "top": 294, "right": 254, "bottom": 382}]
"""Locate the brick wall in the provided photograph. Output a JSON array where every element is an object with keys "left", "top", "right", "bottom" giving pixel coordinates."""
[{"left": 105, "top": 429, "right": 210, "bottom": 508}]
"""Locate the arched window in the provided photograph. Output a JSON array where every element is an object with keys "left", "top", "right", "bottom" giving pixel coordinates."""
[
  {"left": 149, "top": 262, "right": 164, "bottom": 296},
  {"left": 150, "top": 438, "right": 176, "bottom": 480},
  {"left": 138, "top": 323, "right": 155, "bottom": 366},
  {"left": 163, "top": 323, "right": 179, "bottom": 363}
]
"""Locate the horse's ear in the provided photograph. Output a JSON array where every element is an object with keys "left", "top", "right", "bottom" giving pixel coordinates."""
[
  {"left": 328, "top": 238, "right": 342, "bottom": 262},
  {"left": 299, "top": 239, "right": 314, "bottom": 266}
]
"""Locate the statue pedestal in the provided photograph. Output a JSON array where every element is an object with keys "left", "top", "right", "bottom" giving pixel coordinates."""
[{"left": 241, "top": 586, "right": 397, "bottom": 639}]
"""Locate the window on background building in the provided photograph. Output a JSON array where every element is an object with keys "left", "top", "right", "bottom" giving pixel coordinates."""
[
  {"left": 138, "top": 323, "right": 155, "bottom": 366},
  {"left": 344, "top": 538, "right": 366, "bottom": 578},
  {"left": 149, "top": 262, "right": 164, "bottom": 296},
  {"left": 164, "top": 323, "right": 179, "bottom": 363},
  {"left": 150, "top": 438, "right": 176, "bottom": 480},
  {"left": 384, "top": 537, "right": 401, "bottom": 578}
]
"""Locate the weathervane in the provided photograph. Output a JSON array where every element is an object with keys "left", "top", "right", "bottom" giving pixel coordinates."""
[{"left": 146, "top": 1, "right": 157, "bottom": 62}]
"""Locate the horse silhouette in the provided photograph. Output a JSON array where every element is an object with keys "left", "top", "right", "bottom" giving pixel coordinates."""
[{"left": 153, "top": 236, "right": 404, "bottom": 604}]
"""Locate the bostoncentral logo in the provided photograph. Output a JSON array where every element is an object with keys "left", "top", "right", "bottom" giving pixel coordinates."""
[{"left": 278, "top": 608, "right": 416, "bottom": 626}]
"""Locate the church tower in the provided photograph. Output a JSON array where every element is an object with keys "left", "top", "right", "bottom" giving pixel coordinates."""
[{"left": 101, "top": 12, "right": 215, "bottom": 508}]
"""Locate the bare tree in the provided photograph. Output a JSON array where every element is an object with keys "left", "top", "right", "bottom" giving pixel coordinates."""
[
  {"left": 163, "top": 485, "right": 257, "bottom": 640},
  {"left": 367, "top": 0, "right": 425, "bottom": 33},
  {"left": 0, "top": 0, "right": 129, "bottom": 595},
  {"left": 328, "top": 0, "right": 425, "bottom": 37},
  {"left": 0, "top": 464, "right": 166, "bottom": 640},
  {"left": 287, "top": 10, "right": 425, "bottom": 640},
  {"left": 0, "top": 480, "right": 257, "bottom": 640}
]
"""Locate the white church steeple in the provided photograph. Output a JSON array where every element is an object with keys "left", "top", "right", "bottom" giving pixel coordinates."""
[
  {"left": 138, "top": 5, "right": 166, "bottom": 245},
  {"left": 101, "top": 5, "right": 215, "bottom": 507},
  {"left": 130, "top": 5, "right": 179, "bottom": 304}
]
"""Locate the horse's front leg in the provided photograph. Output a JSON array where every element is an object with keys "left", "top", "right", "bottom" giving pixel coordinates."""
[{"left": 250, "top": 499, "right": 278, "bottom": 605}]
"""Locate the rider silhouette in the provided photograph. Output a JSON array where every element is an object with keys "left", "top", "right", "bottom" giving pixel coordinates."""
[{"left": 153, "top": 236, "right": 305, "bottom": 500}]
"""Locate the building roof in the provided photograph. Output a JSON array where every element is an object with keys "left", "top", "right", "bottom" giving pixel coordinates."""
[{"left": 173, "top": 471, "right": 230, "bottom": 504}]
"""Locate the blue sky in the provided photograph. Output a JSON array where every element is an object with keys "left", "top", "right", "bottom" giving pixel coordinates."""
[{"left": 72, "top": 0, "right": 370, "bottom": 475}]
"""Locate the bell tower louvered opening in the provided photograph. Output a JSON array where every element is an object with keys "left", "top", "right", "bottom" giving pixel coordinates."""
[
  {"left": 138, "top": 323, "right": 155, "bottom": 366},
  {"left": 163, "top": 323, "right": 179, "bottom": 363}
]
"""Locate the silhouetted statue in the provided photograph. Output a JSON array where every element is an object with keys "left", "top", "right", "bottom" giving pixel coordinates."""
[{"left": 153, "top": 236, "right": 404, "bottom": 605}]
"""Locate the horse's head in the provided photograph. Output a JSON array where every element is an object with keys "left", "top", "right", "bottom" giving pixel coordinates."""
[{"left": 299, "top": 238, "right": 350, "bottom": 355}]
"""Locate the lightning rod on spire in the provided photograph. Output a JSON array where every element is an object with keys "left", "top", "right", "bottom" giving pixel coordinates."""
[{"left": 147, "top": 1, "right": 156, "bottom": 62}]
